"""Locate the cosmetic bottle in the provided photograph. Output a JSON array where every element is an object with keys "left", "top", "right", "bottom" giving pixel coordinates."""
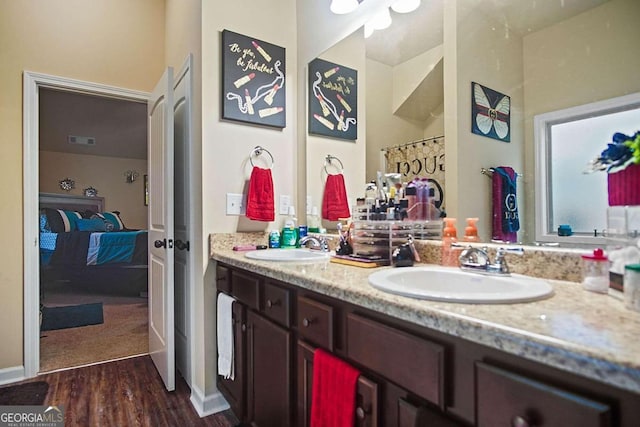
[
  {"left": 281, "top": 206, "right": 298, "bottom": 248},
  {"left": 463, "top": 218, "right": 481, "bottom": 243},
  {"left": 405, "top": 180, "right": 417, "bottom": 220},
  {"left": 441, "top": 218, "right": 459, "bottom": 267},
  {"left": 308, "top": 206, "right": 321, "bottom": 233}
]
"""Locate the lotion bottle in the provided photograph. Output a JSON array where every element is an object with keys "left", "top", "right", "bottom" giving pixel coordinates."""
[
  {"left": 441, "top": 218, "right": 459, "bottom": 266},
  {"left": 281, "top": 206, "right": 298, "bottom": 248},
  {"left": 463, "top": 218, "right": 481, "bottom": 243}
]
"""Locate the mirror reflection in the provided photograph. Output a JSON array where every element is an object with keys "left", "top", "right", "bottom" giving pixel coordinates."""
[{"left": 305, "top": 0, "right": 640, "bottom": 245}]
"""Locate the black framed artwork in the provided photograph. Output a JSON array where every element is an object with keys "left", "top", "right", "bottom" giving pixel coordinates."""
[
  {"left": 471, "top": 82, "right": 510, "bottom": 142},
  {"left": 221, "top": 30, "right": 286, "bottom": 128},
  {"left": 308, "top": 58, "right": 357, "bottom": 140}
]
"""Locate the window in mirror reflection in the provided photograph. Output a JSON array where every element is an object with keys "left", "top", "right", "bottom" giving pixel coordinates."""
[{"left": 535, "top": 93, "right": 640, "bottom": 245}]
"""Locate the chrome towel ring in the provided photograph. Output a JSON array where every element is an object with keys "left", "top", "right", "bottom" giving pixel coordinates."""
[
  {"left": 324, "top": 154, "right": 344, "bottom": 175},
  {"left": 250, "top": 145, "right": 274, "bottom": 169}
]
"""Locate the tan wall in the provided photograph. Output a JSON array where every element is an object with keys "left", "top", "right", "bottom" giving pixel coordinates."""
[
  {"left": 366, "top": 59, "right": 424, "bottom": 181},
  {"left": 306, "top": 31, "right": 367, "bottom": 221},
  {"left": 39, "top": 151, "right": 148, "bottom": 229},
  {"left": 445, "top": 0, "right": 524, "bottom": 242},
  {"left": 522, "top": 0, "right": 640, "bottom": 242},
  {"left": 0, "top": 0, "right": 164, "bottom": 369},
  {"left": 202, "top": 0, "right": 297, "bottom": 393}
]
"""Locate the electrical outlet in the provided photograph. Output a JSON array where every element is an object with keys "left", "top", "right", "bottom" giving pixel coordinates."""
[
  {"left": 279, "top": 195, "right": 291, "bottom": 215},
  {"left": 226, "top": 193, "right": 246, "bottom": 215}
]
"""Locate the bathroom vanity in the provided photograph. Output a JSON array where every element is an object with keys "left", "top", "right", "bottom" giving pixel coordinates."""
[{"left": 211, "top": 239, "right": 640, "bottom": 427}]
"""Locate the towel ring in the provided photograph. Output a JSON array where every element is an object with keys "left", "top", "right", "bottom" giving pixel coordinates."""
[
  {"left": 249, "top": 146, "right": 274, "bottom": 169},
  {"left": 324, "top": 155, "right": 344, "bottom": 175}
]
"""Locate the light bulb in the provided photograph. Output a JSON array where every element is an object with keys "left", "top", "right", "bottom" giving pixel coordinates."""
[
  {"left": 364, "top": 22, "right": 374, "bottom": 38},
  {"left": 391, "top": 0, "right": 421, "bottom": 14},
  {"left": 370, "top": 7, "right": 392, "bottom": 30},
  {"left": 330, "top": 0, "right": 359, "bottom": 15}
]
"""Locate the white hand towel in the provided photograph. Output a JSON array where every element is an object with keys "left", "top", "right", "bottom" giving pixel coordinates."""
[{"left": 217, "top": 293, "right": 236, "bottom": 380}]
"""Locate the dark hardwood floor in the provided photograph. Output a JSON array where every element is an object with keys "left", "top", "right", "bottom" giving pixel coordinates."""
[{"left": 4, "top": 355, "right": 239, "bottom": 427}]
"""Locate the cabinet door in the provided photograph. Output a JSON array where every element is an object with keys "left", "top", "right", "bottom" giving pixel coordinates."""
[
  {"left": 217, "top": 299, "right": 246, "bottom": 421},
  {"left": 247, "top": 310, "right": 292, "bottom": 427},
  {"left": 297, "top": 340, "right": 379, "bottom": 427},
  {"left": 476, "top": 362, "right": 611, "bottom": 427}
]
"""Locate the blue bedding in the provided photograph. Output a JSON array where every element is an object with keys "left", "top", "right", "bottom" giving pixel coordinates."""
[{"left": 40, "top": 230, "right": 147, "bottom": 266}]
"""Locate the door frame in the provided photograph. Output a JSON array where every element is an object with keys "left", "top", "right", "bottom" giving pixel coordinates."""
[{"left": 23, "top": 71, "right": 149, "bottom": 377}]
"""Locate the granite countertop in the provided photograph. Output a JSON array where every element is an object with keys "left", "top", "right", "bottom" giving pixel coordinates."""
[{"left": 210, "top": 233, "right": 640, "bottom": 394}]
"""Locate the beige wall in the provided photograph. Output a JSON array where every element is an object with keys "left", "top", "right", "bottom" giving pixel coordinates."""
[
  {"left": 445, "top": 0, "right": 524, "bottom": 242},
  {"left": 522, "top": 0, "right": 640, "bottom": 242},
  {"left": 366, "top": 59, "right": 424, "bottom": 181},
  {"left": 306, "top": 31, "right": 367, "bottom": 221},
  {"left": 0, "top": 0, "right": 164, "bottom": 369},
  {"left": 39, "top": 151, "right": 148, "bottom": 229},
  {"left": 202, "top": 0, "right": 298, "bottom": 393}
]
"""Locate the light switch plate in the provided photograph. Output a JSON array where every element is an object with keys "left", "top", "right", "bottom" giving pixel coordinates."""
[
  {"left": 226, "top": 193, "right": 246, "bottom": 215},
  {"left": 279, "top": 195, "right": 291, "bottom": 215}
]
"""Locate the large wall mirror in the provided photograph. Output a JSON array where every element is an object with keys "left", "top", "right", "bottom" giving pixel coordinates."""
[{"left": 302, "top": 0, "right": 640, "bottom": 245}]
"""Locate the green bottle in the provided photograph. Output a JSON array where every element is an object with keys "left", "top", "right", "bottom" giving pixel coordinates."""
[{"left": 281, "top": 206, "right": 298, "bottom": 248}]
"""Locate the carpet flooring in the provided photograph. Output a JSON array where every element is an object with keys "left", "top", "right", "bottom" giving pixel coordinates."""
[{"left": 40, "top": 288, "right": 148, "bottom": 372}]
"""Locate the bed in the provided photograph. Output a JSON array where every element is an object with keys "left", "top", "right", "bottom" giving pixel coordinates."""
[{"left": 39, "top": 192, "right": 148, "bottom": 295}]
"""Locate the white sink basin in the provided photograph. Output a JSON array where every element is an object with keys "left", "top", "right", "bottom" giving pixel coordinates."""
[
  {"left": 245, "top": 248, "right": 330, "bottom": 263},
  {"left": 368, "top": 266, "right": 554, "bottom": 304}
]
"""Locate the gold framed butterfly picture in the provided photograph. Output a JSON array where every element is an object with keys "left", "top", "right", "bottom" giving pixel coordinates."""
[{"left": 471, "top": 82, "right": 510, "bottom": 142}]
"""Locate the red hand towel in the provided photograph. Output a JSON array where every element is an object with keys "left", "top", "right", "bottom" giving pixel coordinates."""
[
  {"left": 311, "top": 348, "right": 360, "bottom": 427},
  {"left": 322, "top": 174, "right": 351, "bottom": 221},
  {"left": 245, "top": 166, "right": 275, "bottom": 222},
  {"left": 491, "top": 166, "right": 517, "bottom": 243}
]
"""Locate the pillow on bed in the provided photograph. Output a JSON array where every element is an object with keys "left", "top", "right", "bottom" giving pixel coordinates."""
[
  {"left": 95, "top": 211, "right": 125, "bottom": 231},
  {"left": 44, "top": 208, "right": 82, "bottom": 232},
  {"left": 76, "top": 218, "right": 107, "bottom": 232}
]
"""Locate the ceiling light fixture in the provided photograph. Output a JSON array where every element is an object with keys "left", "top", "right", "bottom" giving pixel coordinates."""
[
  {"left": 370, "top": 7, "right": 392, "bottom": 30},
  {"left": 391, "top": 0, "right": 421, "bottom": 14},
  {"left": 330, "top": 0, "right": 359, "bottom": 15}
]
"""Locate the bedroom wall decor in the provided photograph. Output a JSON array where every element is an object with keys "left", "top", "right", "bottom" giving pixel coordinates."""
[
  {"left": 308, "top": 57, "right": 358, "bottom": 141},
  {"left": 83, "top": 187, "right": 98, "bottom": 197},
  {"left": 471, "top": 81, "right": 511, "bottom": 142},
  {"left": 59, "top": 177, "right": 75, "bottom": 191},
  {"left": 221, "top": 29, "right": 286, "bottom": 128}
]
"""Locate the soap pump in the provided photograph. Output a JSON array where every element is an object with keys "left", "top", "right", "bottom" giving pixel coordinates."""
[
  {"left": 463, "top": 218, "right": 481, "bottom": 243},
  {"left": 280, "top": 205, "right": 298, "bottom": 248},
  {"left": 441, "top": 218, "right": 459, "bottom": 267}
]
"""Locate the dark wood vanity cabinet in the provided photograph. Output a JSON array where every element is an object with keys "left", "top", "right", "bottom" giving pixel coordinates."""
[{"left": 215, "top": 263, "right": 640, "bottom": 427}]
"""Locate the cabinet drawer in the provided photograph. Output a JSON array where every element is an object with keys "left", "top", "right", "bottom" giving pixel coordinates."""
[
  {"left": 476, "top": 362, "right": 611, "bottom": 427},
  {"left": 262, "top": 281, "right": 291, "bottom": 327},
  {"left": 297, "top": 296, "right": 334, "bottom": 351},
  {"left": 232, "top": 270, "right": 260, "bottom": 309},
  {"left": 398, "top": 398, "right": 457, "bottom": 427},
  {"left": 216, "top": 265, "right": 231, "bottom": 293},
  {"left": 346, "top": 313, "right": 445, "bottom": 408}
]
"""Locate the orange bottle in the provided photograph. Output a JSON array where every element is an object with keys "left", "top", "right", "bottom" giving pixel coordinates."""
[
  {"left": 463, "top": 218, "right": 481, "bottom": 243},
  {"left": 441, "top": 218, "right": 459, "bottom": 266}
]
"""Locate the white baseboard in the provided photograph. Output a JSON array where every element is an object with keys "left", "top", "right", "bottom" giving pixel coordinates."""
[
  {"left": 190, "top": 384, "right": 230, "bottom": 418},
  {"left": 0, "top": 365, "right": 26, "bottom": 386}
]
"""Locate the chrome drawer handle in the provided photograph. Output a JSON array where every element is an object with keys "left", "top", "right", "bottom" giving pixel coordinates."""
[
  {"left": 266, "top": 299, "right": 280, "bottom": 308},
  {"left": 302, "top": 317, "right": 314, "bottom": 327},
  {"left": 511, "top": 415, "right": 531, "bottom": 427},
  {"left": 241, "top": 323, "right": 247, "bottom": 332}
]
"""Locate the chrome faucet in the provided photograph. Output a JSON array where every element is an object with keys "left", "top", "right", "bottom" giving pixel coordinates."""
[
  {"left": 458, "top": 245, "right": 524, "bottom": 275},
  {"left": 299, "top": 235, "right": 330, "bottom": 252}
]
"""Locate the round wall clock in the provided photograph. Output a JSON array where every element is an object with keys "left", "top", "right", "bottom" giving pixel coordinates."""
[
  {"left": 83, "top": 187, "right": 98, "bottom": 197},
  {"left": 59, "top": 178, "right": 75, "bottom": 192}
]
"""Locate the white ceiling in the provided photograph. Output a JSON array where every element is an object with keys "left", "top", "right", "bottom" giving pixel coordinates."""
[
  {"left": 365, "top": 0, "right": 609, "bottom": 66},
  {"left": 39, "top": 88, "right": 147, "bottom": 160}
]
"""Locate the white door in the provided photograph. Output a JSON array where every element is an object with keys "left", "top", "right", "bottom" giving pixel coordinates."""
[
  {"left": 173, "top": 57, "right": 192, "bottom": 385},
  {"left": 148, "top": 67, "right": 175, "bottom": 391}
]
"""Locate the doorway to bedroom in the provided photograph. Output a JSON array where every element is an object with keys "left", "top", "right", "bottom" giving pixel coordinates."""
[{"left": 38, "top": 87, "right": 150, "bottom": 372}]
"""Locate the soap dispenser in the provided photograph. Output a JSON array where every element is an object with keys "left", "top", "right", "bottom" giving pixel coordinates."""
[
  {"left": 441, "top": 218, "right": 460, "bottom": 266},
  {"left": 463, "top": 218, "right": 481, "bottom": 243},
  {"left": 308, "top": 206, "right": 321, "bottom": 233},
  {"left": 281, "top": 206, "right": 298, "bottom": 248}
]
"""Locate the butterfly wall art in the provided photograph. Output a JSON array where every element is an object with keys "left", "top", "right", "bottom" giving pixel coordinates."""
[{"left": 471, "top": 82, "right": 510, "bottom": 142}]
